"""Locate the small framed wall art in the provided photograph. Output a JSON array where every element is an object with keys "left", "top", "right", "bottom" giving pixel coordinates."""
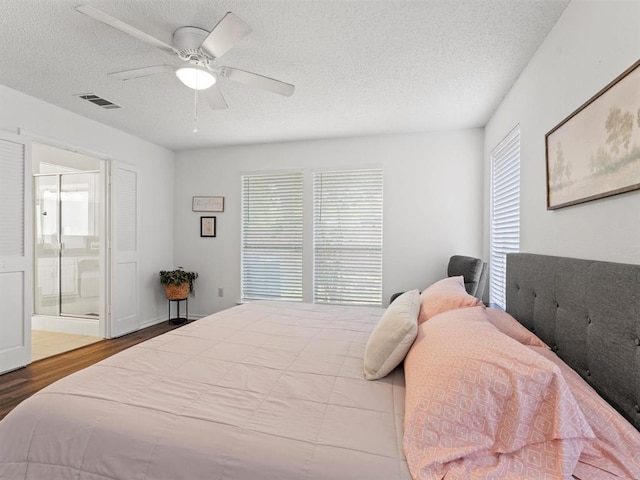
[
  {"left": 200, "top": 216, "right": 216, "bottom": 237},
  {"left": 192, "top": 196, "right": 224, "bottom": 212}
]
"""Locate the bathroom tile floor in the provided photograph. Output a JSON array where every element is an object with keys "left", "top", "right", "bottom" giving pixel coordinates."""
[{"left": 32, "top": 330, "right": 101, "bottom": 362}]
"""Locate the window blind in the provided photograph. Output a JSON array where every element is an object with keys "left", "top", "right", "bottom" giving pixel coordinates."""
[
  {"left": 313, "top": 169, "right": 383, "bottom": 306},
  {"left": 490, "top": 127, "right": 520, "bottom": 309},
  {"left": 241, "top": 172, "right": 303, "bottom": 301}
]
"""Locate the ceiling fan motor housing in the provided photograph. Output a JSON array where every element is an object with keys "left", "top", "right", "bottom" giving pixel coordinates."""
[{"left": 173, "top": 26, "right": 211, "bottom": 61}]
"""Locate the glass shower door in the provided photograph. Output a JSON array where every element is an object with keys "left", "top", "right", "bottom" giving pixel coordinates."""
[
  {"left": 60, "top": 173, "right": 100, "bottom": 317},
  {"left": 34, "top": 172, "right": 100, "bottom": 318},
  {"left": 34, "top": 176, "right": 60, "bottom": 316}
]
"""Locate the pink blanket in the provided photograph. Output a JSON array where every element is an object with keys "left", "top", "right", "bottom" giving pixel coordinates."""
[
  {"left": 529, "top": 346, "right": 640, "bottom": 479},
  {"left": 403, "top": 306, "right": 594, "bottom": 479},
  {"left": 0, "top": 302, "right": 411, "bottom": 480}
]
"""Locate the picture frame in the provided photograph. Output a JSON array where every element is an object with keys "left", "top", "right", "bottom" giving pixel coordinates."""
[
  {"left": 192, "top": 196, "right": 224, "bottom": 212},
  {"left": 545, "top": 59, "right": 640, "bottom": 210},
  {"left": 200, "top": 216, "right": 216, "bottom": 237}
]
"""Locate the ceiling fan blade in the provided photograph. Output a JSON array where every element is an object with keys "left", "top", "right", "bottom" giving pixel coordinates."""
[
  {"left": 76, "top": 5, "right": 178, "bottom": 54},
  {"left": 205, "top": 85, "right": 229, "bottom": 110},
  {"left": 108, "top": 65, "right": 175, "bottom": 80},
  {"left": 221, "top": 67, "right": 295, "bottom": 97},
  {"left": 200, "top": 12, "right": 252, "bottom": 59}
]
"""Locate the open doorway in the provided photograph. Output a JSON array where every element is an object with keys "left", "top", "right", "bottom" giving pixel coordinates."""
[{"left": 32, "top": 143, "right": 105, "bottom": 361}]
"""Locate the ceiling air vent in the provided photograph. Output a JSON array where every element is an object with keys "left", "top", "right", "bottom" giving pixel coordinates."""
[{"left": 74, "top": 93, "right": 121, "bottom": 110}]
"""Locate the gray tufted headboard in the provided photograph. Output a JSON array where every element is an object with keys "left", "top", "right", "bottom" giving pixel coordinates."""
[{"left": 505, "top": 253, "right": 640, "bottom": 431}]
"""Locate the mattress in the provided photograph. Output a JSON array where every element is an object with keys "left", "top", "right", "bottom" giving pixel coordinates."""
[{"left": 0, "top": 301, "right": 410, "bottom": 480}]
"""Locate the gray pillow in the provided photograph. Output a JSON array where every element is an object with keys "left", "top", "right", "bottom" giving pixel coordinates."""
[{"left": 363, "top": 289, "right": 420, "bottom": 380}]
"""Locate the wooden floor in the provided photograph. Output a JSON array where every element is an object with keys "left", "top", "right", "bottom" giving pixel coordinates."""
[{"left": 0, "top": 321, "right": 180, "bottom": 421}]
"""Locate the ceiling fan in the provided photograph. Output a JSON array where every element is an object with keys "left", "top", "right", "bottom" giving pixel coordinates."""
[{"left": 75, "top": 5, "right": 295, "bottom": 110}]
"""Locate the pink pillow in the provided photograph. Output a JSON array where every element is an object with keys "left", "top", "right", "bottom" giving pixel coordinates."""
[
  {"left": 403, "top": 306, "right": 594, "bottom": 479},
  {"left": 485, "top": 307, "right": 548, "bottom": 348},
  {"left": 417, "top": 276, "right": 482, "bottom": 324}
]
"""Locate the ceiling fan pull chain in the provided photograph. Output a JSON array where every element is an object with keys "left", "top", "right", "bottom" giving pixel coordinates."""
[{"left": 193, "top": 86, "right": 199, "bottom": 134}]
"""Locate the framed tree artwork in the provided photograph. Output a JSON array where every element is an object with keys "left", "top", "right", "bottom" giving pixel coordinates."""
[{"left": 546, "top": 59, "right": 640, "bottom": 209}]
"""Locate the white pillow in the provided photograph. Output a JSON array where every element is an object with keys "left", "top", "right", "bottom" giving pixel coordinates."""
[{"left": 363, "top": 289, "right": 420, "bottom": 380}]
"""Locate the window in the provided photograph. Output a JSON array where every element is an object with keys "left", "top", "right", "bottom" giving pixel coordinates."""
[
  {"left": 241, "top": 172, "right": 303, "bottom": 301},
  {"left": 489, "top": 127, "right": 520, "bottom": 309},
  {"left": 313, "top": 169, "right": 383, "bottom": 305}
]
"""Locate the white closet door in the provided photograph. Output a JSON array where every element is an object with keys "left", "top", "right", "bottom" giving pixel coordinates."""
[
  {"left": 109, "top": 161, "right": 139, "bottom": 337},
  {"left": 0, "top": 131, "right": 32, "bottom": 373}
]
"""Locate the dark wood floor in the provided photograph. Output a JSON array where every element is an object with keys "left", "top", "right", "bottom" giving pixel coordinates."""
[{"left": 0, "top": 321, "right": 180, "bottom": 421}]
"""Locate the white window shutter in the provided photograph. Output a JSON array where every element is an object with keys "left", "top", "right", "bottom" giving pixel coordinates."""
[
  {"left": 313, "top": 169, "right": 383, "bottom": 306},
  {"left": 241, "top": 172, "right": 303, "bottom": 301},
  {"left": 490, "top": 127, "right": 520, "bottom": 309}
]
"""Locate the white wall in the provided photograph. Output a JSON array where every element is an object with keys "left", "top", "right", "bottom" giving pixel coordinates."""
[
  {"left": 0, "top": 85, "right": 175, "bottom": 330},
  {"left": 484, "top": 0, "right": 640, "bottom": 265},
  {"left": 174, "top": 130, "right": 484, "bottom": 316}
]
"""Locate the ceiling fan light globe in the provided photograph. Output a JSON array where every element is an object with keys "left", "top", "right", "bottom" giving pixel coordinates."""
[{"left": 176, "top": 67, "right": 216, "bottom": 90}]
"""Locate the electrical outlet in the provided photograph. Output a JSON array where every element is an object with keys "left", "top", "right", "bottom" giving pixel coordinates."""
[{"left": 218, "top": 288, "right": 224, "bottom": 297}]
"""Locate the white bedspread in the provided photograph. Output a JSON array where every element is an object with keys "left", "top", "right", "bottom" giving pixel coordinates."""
[{"left": 0, "top": 302, "right": 410, "bottom": 480}]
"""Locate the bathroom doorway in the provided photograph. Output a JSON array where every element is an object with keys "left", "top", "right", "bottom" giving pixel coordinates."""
[{"left": 32, "top": 143, "right": 104, "bottom": 360}]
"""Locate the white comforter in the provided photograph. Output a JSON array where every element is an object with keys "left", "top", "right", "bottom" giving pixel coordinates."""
[{"left": 0, "top": 302, "right": 410, "bottom": 480}]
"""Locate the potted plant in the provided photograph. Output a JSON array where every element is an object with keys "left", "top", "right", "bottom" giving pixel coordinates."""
[{"left": 159, "top": 267, "right": 198, "bottom": 300}]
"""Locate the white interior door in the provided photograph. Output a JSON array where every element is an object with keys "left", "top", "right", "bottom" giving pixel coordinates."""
[
  {"left": 109, "top": 161, "right": 139, "bottom": 337},
  {"left": 0, "top": 131, "right": 32, "bottom": 374}
]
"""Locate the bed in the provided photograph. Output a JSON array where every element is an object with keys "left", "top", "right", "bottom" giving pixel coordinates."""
[{"left": 0, "top": 253, "right": 638, "bottom": 479}]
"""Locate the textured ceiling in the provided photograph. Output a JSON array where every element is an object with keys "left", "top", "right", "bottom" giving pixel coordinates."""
[{"left": 0, "top": 0, "right": 570, "bottom": 151}]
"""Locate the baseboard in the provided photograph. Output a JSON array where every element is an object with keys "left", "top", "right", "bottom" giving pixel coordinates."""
[
  {"left": 139, "top": 315, "right": 169, "bottom": 330},
  {"left": 138, "top": 313, "right": 207, "bottom": 330}
]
